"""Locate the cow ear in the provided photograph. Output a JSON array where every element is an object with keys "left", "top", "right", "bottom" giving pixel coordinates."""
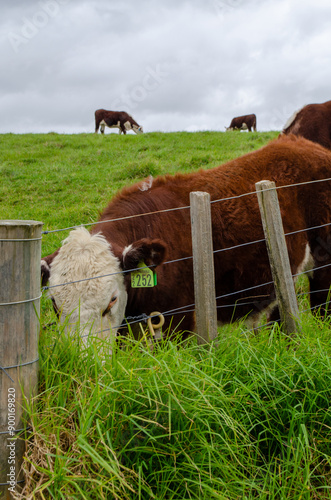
[
  {"left": 121, "top": 238, "right": 167, "bottom": 271},
  {"left": 41, "top": 249, "right": 59, "bottom": 286}
]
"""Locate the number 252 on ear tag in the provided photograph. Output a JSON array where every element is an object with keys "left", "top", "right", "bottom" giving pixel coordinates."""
[{"left": 131, "top": 262, "right": 157, "bottom": 288}]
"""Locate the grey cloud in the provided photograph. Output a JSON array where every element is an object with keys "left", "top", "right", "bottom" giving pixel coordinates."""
[{"left": 1, "top": 0, "right": 331, "bottom": 133}]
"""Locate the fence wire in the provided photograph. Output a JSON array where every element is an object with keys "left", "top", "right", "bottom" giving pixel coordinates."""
[
  {"left": 41, "top": 176, "right": 331, "bottom": 236},
  {"left": 42, "top": 218, "right": 331, "bottom": 293},
  {"left": 77, "top": 292, "right": 331, "bottom": 342},
  {"left": 38, "top": 175, "right": 331, "bottom": 335},
  {"left": 44, "top": 275, "right": 331, "bottom": 341}
]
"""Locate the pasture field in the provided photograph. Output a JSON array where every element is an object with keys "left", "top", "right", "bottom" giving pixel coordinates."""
[
  {"left": 1, "top": 131, "right": 331, "bottom": 499},
  {"left": 0, "top": 130, "right": 278, "bottom": 256}
]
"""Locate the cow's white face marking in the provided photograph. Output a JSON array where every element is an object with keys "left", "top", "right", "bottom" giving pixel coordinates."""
[
  {"left": 132, "top": 124, "right": 144, "bottom": 134},
  {"left": 49, "top": 227, "right": 127, "bottom": 342}
]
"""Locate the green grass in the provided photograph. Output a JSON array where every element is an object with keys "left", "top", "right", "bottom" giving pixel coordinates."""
[
  {"left": 2, "top": 131, "right": 331, "bottom": 499},
  {"left": 0, "top": 130, "right": 278, "bottom": 256},
  {"left": 23, "top": 318, "right": 331, "bottom": 499}
]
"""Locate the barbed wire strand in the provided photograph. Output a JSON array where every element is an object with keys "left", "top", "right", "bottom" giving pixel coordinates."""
[
  {"left": 42, "top": 205, "right": 191, "bottom": 235},
  {"left": 293, "top": 262, "right": 331, "bottom": 278},
  {"left": 41, "top": 215, "right": 331, "bottom": 293},
  {"left": 70, "top": 289, "right": 330, "bottom": 342},
  {"left": 40, "top": 256, "right": 330, "bottom": 337},
  {"left": 285, "top": 221, "right": 331, "bottom": 237},
  {"left": 41, "top": 176, "right": 331, "bottom": 236}
]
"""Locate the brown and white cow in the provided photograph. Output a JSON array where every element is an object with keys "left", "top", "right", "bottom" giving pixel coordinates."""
[
  {"left": 41, "top": 135, "right": 331, "bottom": 341},
  {"left": 226, "top": 114, "right": 257, "bottom": 132},
  {"left": 282, "top": 100, "right": 331, "bottom": 149},
  {"left": 95, "top": 109, "right": 143, "bottom": 135}
]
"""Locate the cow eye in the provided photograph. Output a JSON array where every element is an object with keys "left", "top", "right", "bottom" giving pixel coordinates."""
[{"left": 102, "top": 294, "right": 118, "bottom": 316}]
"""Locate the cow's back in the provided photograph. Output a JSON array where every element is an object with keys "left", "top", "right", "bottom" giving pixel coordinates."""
[{"left": 283, "top": 101, "right": 331, "bottom": 149}]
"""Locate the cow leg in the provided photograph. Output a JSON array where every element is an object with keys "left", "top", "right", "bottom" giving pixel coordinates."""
[
  {"left": 267, "top": 305, "right": 281, "bottom": 324},
  {"left": 100, "top": 123, "right": 105, "bottom": 134},
  {"left": 261, "top": 288, "right": 281, "bottom": 327},
  {"left": 95, "top": 122, "right": 100, "bottom": 133},
  {"left": 308, "top": 237, "right": 331, "bottom": 316},
  {"left": 309, "top": 266, "right": 331, "bottom": 317}
]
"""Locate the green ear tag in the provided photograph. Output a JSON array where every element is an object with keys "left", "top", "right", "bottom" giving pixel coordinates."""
[{"left": 131, "top": 262, "right": 157, "bottom": 288}]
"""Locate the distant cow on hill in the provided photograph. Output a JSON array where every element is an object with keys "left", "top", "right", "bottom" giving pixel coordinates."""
[
  {"left": 226, "top": 114, "right": 257, "bottom": 132},
  {"left": 95, "top": 109, "right": 143, "bottom": 135},
  {"left": 282, "top": 100, "right": 331, "bottom": 149},
  {"left": 41, "top": 135, "right": 331, "bottom": 343}
]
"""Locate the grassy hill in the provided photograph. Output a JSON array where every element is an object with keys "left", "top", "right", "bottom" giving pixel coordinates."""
[
  {"left": 1, "top": 130, "right": 278, "bottom": 255},
  {"left": 1, "top": 131, "right": 331, "bottom": 499}
]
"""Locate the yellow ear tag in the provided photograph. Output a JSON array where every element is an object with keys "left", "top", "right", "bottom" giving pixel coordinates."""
[{"left": 131, "top": 261, "right": 157, "bottom": 288}]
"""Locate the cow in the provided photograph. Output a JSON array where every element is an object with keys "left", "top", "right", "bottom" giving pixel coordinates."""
[
  {"left": 226, "top": 114, "right": 257, "bottom": 132},
  {"left": 95, "top": 109, "right": 143, "bottom": 135},
  {"left": 282, "top": 100, "right": 331, "bottom": 150},
  {"left": 41, "top": 135, "right": 331, "bottom": 343}
]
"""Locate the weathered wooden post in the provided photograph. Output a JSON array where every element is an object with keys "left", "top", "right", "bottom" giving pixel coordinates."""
[
  {"left": 0, "top": 220, "right": 43, "bottom": 498},
  {"left": 255, "top": 181, "right": 300, "bottom": 334},
  {"left": 190, "top": 192, "right": 218, "bottom": 344}
]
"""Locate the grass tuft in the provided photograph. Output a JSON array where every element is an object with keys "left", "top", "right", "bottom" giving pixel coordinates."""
[{"left": 15, "top": 320, "right": 331, "bottom": 499}]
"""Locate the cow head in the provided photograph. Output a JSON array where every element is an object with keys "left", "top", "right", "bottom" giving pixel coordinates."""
[
  {"left": 43, "top": 227, "right": 166, "bottom": 342},
  {"left": 132, "top": 124, "right": 144, "bottom": 134}
]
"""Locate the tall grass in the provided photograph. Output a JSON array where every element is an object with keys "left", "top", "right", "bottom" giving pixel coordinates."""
[
  {"left": 1, "top": 131, "right": 330, "bottom": 498},
  {"left": 20, "top": 314, "right": 331, "bottom": 499}
]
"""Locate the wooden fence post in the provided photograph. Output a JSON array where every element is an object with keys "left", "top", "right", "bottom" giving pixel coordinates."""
[
  {"left": 255, "top": 181, "right": 300, "bottom": 334},
  {"left": 190, "top": 192, "right": 218, "bottom": 344},
  {"left": 0, "top": 220, "right": 43, "bottom": 498}
]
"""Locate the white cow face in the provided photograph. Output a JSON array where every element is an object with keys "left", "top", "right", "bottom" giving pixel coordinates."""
[
  {"left": 47, "top": 227, "right": 166, "bottom": 342},
  {"left": 49, "top": 228, "right": 127, "bottom": 340},
  {"left": 132, "top": 124, "right": 144, "bottom": 134}
]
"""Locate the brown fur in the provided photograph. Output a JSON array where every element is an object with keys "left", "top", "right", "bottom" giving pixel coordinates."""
[
  {"left": 43, "top": 135, "right": 331, "bottom": 336},
  {"left": 227, "top": 114, "right": 257, "bottom": 132},
  {"left": 282, "top": 100, "right": 331, "bottom": 150}
]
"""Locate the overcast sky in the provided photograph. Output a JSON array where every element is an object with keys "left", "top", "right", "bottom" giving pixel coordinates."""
[{"left": 1, "top": 0, "right": 331, "bottom": 134}]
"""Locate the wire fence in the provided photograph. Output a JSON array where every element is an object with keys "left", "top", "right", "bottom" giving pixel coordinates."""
[
  {"left": 41, "top": 175, "right": 331, "bottom": 236},
  {"left": 39, "top": 175, "right": 331, "bottom": 336}
]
